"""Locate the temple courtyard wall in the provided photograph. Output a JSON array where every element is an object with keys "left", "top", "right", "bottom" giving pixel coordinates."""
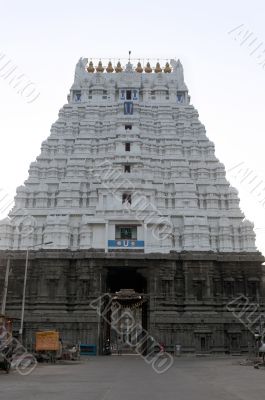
[{"left": 0, "top": 249, "right": 264, "bottom": 354}]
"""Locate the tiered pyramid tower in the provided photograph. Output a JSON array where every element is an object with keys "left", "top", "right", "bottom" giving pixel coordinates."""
[
  {"left": 0, "top": 58, "right": 256, "bottom": 253},
  {"left": 0, "top": 58, "right": 264, "bottom": 354}
]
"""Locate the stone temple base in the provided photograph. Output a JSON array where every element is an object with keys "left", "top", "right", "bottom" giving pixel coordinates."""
[{"left": 0, "top": 250, "right": 264, "bottom": 354}]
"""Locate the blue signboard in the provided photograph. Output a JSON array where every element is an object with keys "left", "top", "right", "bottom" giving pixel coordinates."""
[{"left": 108, "top": 240, "right": 144, "bottom": 248}]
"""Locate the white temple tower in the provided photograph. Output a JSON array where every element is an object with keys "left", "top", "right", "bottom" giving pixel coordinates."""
[
  {"left": 0, "top": 58, "right": 257, "bottom": 254},
  {"left": 0, "top": 58, "right": 264, "bottom": 354}
]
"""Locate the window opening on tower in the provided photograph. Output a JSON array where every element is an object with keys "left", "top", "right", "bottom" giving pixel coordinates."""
[{"left": 122, "top": 193, "right": 132, "bottom": 204}]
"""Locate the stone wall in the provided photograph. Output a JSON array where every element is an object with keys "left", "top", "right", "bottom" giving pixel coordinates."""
[{"left": 0, "top": 250, "right": 264, "bottom": 353}]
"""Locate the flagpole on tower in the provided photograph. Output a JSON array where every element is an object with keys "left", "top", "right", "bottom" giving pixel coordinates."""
[{"left": 129, "top": 50, "right": 131, "bottom": 62}]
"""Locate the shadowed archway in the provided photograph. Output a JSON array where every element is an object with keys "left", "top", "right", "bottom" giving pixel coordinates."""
[{"left": 106, "top": 267, "right": 147, "bottom": 294}]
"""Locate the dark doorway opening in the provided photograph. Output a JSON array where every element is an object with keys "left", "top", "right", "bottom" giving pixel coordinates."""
[
  {"left": 126, "top": 90, "right": 132, "bottom": 100},
  {"left": 106, "top": 267, "right": 147, "bottom": 294},
  {"left": 101, "top": 268, "right": 148, "bottom": 355},
  {"left": 201, "top": 337, "right": 206, "bottom": 351}
]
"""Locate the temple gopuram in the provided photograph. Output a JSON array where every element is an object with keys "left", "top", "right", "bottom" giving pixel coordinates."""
[{"left": 0, "top": 57, "right": 264, "bottom": 354}]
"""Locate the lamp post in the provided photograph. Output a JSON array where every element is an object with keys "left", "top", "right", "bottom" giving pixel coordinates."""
[
  {"left": 97, "top": 272, "right": 102, "bottom": 355},
  {"left": 19, "top": 241, "right": 53, "bottom": 342}
]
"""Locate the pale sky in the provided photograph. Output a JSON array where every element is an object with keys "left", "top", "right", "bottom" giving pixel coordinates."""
[{"left": 1, "top": 0, "right": 265, "bottom": 254}]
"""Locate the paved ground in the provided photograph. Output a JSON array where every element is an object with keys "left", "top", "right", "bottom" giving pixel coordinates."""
[{"left": 0, "top": 356, "right": 264, "bottom": 400}]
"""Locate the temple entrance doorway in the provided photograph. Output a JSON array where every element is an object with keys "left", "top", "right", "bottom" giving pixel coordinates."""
[
  {"left": 102, "top": 268, "right": 148, "bottom": 355},
  {"left": 106, "top": 267, "right": 147, "bottom": 294}
]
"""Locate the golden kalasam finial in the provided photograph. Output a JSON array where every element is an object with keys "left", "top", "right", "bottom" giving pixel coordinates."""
[
  {"left": 115, "top": 61, "right": 123, "bottom": 73},
  {"left": 135, "top": 62, "right": 143, "bottom": 73},
  {"left": 96, "top": 60, "right": 104, "bottom": 72},
  {"left": 155, "top": 62, "right": 162, "bottom": 73},
  {"left": 145, "top": 62, "right": 152, "bottom": 73},
  {"left": 87, "top": 61, "right": 95, "bottom": 73},
  {"left": 164, "top": 62, "right": 171, "bottom": 73},
  {"left": 106, "top": 61, "right": 114, "bottom": 73}
]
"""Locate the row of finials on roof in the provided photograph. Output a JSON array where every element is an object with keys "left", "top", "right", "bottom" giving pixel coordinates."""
[{"left": 87, "top": 61, "right": 172, "bottom": 73}]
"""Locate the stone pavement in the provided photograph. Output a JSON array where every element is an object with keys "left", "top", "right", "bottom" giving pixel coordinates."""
[{"left": 0, "top": 356, "right": 264, "bottom": 400}]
